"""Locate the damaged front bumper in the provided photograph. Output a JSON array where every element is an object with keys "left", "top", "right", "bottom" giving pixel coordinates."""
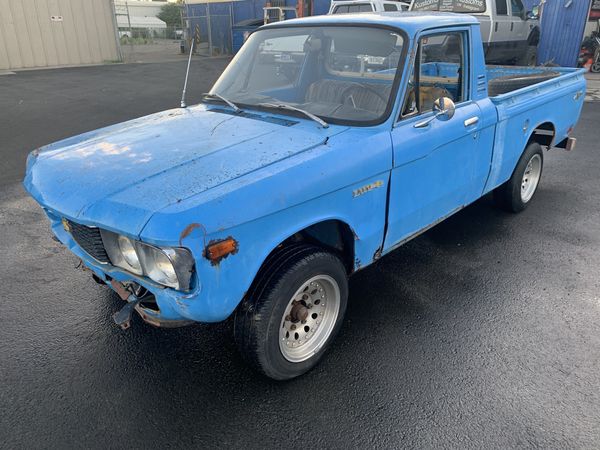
[
  {"left": 45, "top": 209, "right": 205, "bottom": 329},
  {"left": 83, "top": 259, "right": 196, "bottom": 329},
  {"left": 89, "top": 272, "right": 195, "bottom": 329}
]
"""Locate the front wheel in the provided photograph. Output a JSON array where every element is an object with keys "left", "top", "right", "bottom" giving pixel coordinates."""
[
  {"left": 493, "top": 142, "right": 544, "bottom": 213},
  {"left": 234, "top": 245, "right": 348, "bottom": 380}
]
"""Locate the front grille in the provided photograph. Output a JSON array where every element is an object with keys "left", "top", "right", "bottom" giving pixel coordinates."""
[{"left": 67, "top": 220, "right": 110, "bottom": 263}]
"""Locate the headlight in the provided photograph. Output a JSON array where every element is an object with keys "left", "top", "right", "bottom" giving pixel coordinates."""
[
  {"left": 100, "top": 230, "right": 195, "bottom": 291},
  {"left": 117, "top": 235, "right": 142, "bottom": 272},
  {"left": 102, "top": 231, "right": 143, "bottom": 275},
  {"left": 136, "top": 244, "right": 186, "bottom": 289}
]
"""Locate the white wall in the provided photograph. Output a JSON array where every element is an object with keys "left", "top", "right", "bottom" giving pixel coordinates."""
[
  {"left": 114, "top": 0, "right": 168, "bottom": 19},
  {"left": 0, "top": 0, "right": 121, "bottom": 70}
]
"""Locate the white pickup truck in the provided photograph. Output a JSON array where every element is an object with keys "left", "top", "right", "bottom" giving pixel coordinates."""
[
  {"left": 329, "top": 0, "right": 410, "bottom": 14},
  {"left": 410, "top": 0, "right": 541, "bottom": 65}
]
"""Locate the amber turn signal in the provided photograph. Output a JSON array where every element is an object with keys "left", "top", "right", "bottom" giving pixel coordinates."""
[{"left": 205, "top": 237, "right": 238, "bottom": 263}]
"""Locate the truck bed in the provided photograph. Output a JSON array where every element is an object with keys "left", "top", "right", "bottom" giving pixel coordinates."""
[
  {"left": 482, "top": 65, "right": 586, "bottom": 193},
  {"left": 486, "top": 65, "right": 584, "bottom": 98}
]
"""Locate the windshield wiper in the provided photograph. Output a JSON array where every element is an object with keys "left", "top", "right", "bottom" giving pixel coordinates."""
[
  {"left": 258, "top": 102, "right": 328, "bottom": 128},
  {"left": 201, "top": 92, "right": 241, "bottom": 113}
]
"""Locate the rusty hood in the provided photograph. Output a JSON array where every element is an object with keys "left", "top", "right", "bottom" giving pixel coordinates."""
[{"left": 24, "top": 104, "right": 343, "bottom": 236}]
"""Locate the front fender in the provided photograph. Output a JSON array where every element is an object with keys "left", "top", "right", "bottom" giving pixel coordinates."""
[
  {"left": 153, "top": 171, "right": 390, "bottom": 322},
  {"left": 138, "top": 128, "right": 394, "bottom": 322}
]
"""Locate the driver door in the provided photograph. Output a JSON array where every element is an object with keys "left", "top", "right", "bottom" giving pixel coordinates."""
[{"left": 384, "top": 30, "right": 483, "bottom": 251}]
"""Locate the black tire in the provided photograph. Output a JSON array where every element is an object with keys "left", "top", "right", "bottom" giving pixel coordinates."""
[
  {"left": 234, "top": 244, "right": 348, "bottom": 380},
  {"left": 518, "top": 45, "right": 538, "bottom": 66},
  {"left": 488, "top": 71, "right": 559, "bottom": 96},
  {"left": 493, "top": 142, "right": 544, "bottom": 213}
]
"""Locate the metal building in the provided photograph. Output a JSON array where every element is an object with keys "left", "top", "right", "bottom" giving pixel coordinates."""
[
  {"left": 535, "top": 0, "right": 593, "bottom": 67},
  {"left": 0, "top": 0, "right": 121, "bottom": 71},
  {"left": 522, "top": 0, "right": 592, "bottom": 67}
]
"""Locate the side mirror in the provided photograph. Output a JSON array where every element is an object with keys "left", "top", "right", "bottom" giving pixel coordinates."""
[
  {"left": 414, "top": 97, "right": 456, "bottom": 128},
  {"left": 526, "top": 8, "right": 539, "bottom": 20}
]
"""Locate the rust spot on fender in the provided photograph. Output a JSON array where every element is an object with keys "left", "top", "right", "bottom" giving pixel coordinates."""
[{"left": 179, "top": 223, "right": 206, "bottom": 247}]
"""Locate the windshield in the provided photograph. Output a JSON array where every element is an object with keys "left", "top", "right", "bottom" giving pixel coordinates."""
[
  {"left": 209, "top": 26, "right": 405, "bottom": 125},
  {"left": 411, "top": 0, "right": 486, "bottom": 13}
]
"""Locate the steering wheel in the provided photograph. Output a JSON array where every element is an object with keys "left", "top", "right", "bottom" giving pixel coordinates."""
[{"left": 339, "top": 84, "right": 388, "bottom": 110}]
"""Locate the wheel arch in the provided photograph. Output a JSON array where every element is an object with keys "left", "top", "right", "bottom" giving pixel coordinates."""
[
  {"left": 527, "top": 121, "right": 556, "bottom": 148},
  {"left": 258, "top": 218, "right": 357, "bottom": 277},
  {"left": 528, "top": 26, "right": 540, "bottom": 46}
]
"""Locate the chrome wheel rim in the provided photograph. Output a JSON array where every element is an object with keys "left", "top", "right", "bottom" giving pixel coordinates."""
[
  {"left": 279, "top": 275, "right": 340, "bottom": 363},
  {"left": 521, "top": 154, "right": 542, "bottom": 203}
]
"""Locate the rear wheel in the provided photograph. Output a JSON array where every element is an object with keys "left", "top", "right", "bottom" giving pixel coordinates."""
[
  {"left": 592, "top": 48, "right": 600, "bottom": 73},
  {"left": 234, "top": 245, "right": 348, "bottom": 380},
  {"left": 493, "top": 142, "right": 544, "bottom": 213},
  {"left": 518, "top": 45, "right": 538, "bottom": 66}
]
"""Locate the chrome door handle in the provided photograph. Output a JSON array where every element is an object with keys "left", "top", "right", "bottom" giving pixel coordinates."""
[{"left": 464, "top": 116, "right": 479, "bottom": 127}]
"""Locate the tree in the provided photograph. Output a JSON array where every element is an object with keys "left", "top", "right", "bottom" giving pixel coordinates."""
[{"left": 157, "top": 2, "right": 183, "bottom": 28}]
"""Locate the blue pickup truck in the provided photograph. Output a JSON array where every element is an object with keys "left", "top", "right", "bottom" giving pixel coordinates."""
[{"left": 24, "top": 13, "right": 585, "bottom": 379}]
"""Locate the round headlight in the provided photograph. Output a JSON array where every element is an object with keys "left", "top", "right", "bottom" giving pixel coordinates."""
[
  {"left": 136, "top": 243, "right": 180, "bottom": 288},
  {"left": 152, "top": 252, "right": 178, "bottom": 285},
  {"left": 117, "top": 235, "right": 141, "bottom": 271}
]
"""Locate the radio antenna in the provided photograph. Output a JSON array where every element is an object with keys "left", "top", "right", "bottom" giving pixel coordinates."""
[{"left": 180, "top": 38, "right": 195, "bottom": 108}]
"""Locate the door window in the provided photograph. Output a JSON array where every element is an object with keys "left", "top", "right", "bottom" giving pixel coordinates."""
[
  {"left": 401, "top": 32, "right": 465, "bottom": 118},
  {"left": 495, "top": 0, "right": 508, "bottom": 15},
  {"left": 510, "top": 0, "right": 524, "bottom": 18},
  {"left": 384, "top": 3, "right": 398, "bottom": 11}
]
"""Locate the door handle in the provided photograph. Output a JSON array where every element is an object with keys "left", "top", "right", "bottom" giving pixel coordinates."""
[
  {"left": 495, "top": 22, "right": 498, "bottom": 32},
  {"left": 511, "top": 22, "right": 514, "bottom": 31},
  {"left": 464, "top": 116, "right": 479, "bottom": 127}
]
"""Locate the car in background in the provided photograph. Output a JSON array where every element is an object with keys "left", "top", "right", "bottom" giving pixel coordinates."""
[
  {"left": 410, "top": 0, "right": 540, "bottom": 65},
  {"left": 328, "top": 0, "right": 409, "bottom": 14}
]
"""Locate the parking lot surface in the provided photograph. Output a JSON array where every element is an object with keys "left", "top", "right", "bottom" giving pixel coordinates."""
[{"left": 1, "top": 60, "right": 599, "bottom": 449}]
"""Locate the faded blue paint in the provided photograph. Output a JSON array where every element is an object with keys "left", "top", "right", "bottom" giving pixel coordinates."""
[{"left": 24, "top": 13, "right": 586, "bottom": 324}]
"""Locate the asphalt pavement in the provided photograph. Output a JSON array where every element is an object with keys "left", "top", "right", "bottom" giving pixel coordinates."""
[{"left": 1, "top": 60, "right": 599, "bottom": 449}]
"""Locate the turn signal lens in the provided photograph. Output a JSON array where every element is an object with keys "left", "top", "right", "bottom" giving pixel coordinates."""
[{"left": 205, "top": 238, "right": 238, "bottom": 263}]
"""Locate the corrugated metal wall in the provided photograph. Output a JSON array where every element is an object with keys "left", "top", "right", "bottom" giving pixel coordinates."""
[
  {"left": 537, "top": 0, "right": 592, "bottom": 67},
  {"left": 0, "top": 0, "right": 121, "bottom": 70}
]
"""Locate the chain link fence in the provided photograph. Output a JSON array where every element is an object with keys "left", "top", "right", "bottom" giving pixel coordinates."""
[
  {"left": 113, "top": 0, "right": 185, "bottom": 63},
  {"left": 183, "top": 3, "right": 234, "bottom": 57}
]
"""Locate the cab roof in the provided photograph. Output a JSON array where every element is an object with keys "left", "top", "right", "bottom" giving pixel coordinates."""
[{"left": 262, "top": 12, "right": 479, "bottom": 37}]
